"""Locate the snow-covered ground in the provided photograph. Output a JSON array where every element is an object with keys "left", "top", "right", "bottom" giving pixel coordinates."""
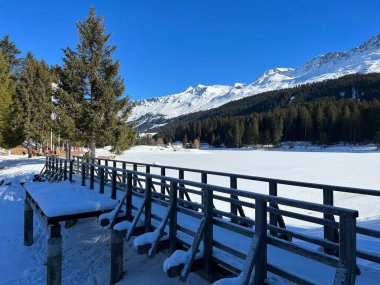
[{"left": 1, "top": 146, "right": 379, "bottom": 284}]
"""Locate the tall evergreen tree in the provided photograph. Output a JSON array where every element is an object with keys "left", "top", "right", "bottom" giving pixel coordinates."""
[
  {"left": 59, "top": 7, "right": 135, "bottom": 156},
  {"left": 0, "top": 52, "right": 13, "bottom": 146},
  {"left": 13, "top": 52, "right": 54, "bottom": 149}
]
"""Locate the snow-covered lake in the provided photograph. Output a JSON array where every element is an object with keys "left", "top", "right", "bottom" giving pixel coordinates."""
[{"left": 1, "top": 146, "right": 379, "bottom": 284}]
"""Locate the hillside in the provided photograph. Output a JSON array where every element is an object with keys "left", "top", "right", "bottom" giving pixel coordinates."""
[{"left": 130, "top": 34, "right": 380, "bottom": 131}]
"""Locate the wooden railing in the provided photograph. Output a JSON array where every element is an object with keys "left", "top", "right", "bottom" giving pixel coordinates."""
[
  {"left": 43, "top": 156, "right": 369, "bottom": 284},
  {"left": 70, "top": 155, "right": 380, "bottom": 265}
]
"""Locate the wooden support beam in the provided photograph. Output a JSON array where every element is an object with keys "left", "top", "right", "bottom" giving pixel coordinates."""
[
  {"left": 254, "top": 199, "right": 267, "bottom": 285},
  {"left": 339, "top": 213, "right": 357, "bottom": 285},
  {"left": 203, "top": 188, "right": 213, "bottom": 277},
  {"left": 47, "top": 223, "right": 62, "bottom": 285},
  {"left": 110, "top": 229, "right": 125, "bottom": 284},
  {"left": 24, "top": 199, "right": 33, "bottom": 246},
  {"left": 169, "top": 182, "right": 178, "bottom": 253},
  {"left": 126, "top": 173, "right": 133, "bottom": 219},
  {"left": 145, "top": 177, "right": 152, "bottom": 232}
]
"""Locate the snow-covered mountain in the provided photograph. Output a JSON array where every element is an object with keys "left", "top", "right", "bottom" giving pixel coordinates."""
[{"left": 130, "top": 34, "right": 380, "bottom": 131}]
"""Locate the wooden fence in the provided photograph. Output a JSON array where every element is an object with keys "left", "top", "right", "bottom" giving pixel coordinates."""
[{"left": 42, "top": 155, "right": 379, "bottom": 284}]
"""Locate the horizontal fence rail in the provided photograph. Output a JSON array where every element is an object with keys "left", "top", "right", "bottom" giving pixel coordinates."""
[
  {"left": 70, "top": 155, "right": 380, "bottom": 266},
  {"left": 41, "top": 156, "right": 377, "bottom": 284}
]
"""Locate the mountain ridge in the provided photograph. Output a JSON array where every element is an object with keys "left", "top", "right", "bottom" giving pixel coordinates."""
[{"left": 130, "top": 34, "right": 380, "bottom": 131}]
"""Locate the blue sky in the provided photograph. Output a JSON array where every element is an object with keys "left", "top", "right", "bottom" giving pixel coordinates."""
[{"left": 1, "top": 0, "right": 380, "bottom": 100}]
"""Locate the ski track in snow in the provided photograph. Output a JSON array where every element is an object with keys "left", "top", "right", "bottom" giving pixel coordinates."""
[{"left": 1, "top": 147, "right": 380, "bottom": 284}]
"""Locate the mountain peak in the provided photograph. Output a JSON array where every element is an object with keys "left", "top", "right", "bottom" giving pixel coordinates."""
[{"left": 130, "top": 34, "right": 380, "bottom": 131}]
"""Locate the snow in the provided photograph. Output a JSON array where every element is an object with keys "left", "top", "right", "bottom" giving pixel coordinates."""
[
  {"left": 25, "top": 180, "right": 119, "bottom": 217},
  {"left": 1, "top": 147, "right": 380, "bottom": 284},
  {"left": 130, "top": 34, "right": 380, "bottom": 131}
]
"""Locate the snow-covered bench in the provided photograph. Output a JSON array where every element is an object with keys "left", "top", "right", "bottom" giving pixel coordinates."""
[{"left": 22, "top": 180, "right": 119, "bottom": 285}]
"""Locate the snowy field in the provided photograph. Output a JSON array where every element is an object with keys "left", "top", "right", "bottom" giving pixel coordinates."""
[{"left": 1, "top": 146, "right": 380, "bottom": 284}]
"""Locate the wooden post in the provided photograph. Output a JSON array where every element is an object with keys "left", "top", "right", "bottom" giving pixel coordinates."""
[
  {"left": 112, "top": 170, "right": 117, "bottom": 199},
  {"left": 133, "top": 164, "right": 137, "bottom": 188},
  {"left": 81, "top": 163, "right": 86, "bottom": 187},
  {"left": 99, "top": 168, "right": 105, "bottom": 194},
  {"left": 51, "top": 158, "right": 55, "bottom": 175},
  {"left": 179, "top": 170, "right": 184, "bottom": 205},
  {"left": 105, "top": 160, "right": 109, "bottom": 183},
  {"left": 201, "top": 173, "right": 207, "bottom": 206},
  {"left": 122, "top": 162, "right": 127, "bottom": 185},
  {"left": 126, "top": 173, "right": 133, "bottom": 219},
  {"left": 169, "top": 182, "right": 178, "bottom": 252},
  {"left": 24, "top": 199, "right": 33, "bottom": 246},
  {"left": 63, "top": 160, "right": 67, "bottom": 181},
  {"left": 144, "top": 176, "right": 152, "bottom": 232},
  {"left": 161, "top": 167, "right": 166, "bottom": 195},
  {"left": 230, "top": 176, "right": 238, "bottom": 223},
  {"left": 110, "top": 229, "right": 124, "bottom": 284},
  {"left": 269, "top": 182, "right": 278, "bottom": 236},
  {"left": 47, "top": 223, "right": 62, "bottom": 285},
  {"left": 45, "top": 156, "right": 49, "bottom": 172},
  {"left": 339, "top": 213, "right": 357, "bottom": 285},
  {"left": 254, "top": 199, "right": 267, "bottom": 285},
  {"left": 90, "top": 165, "right": 94, "bottom": 190},
  {"left": 203, "top": 187, "right": 213, "bottom": 276},
  {"left": 323, "top": 188, "right": 336, "bottom": 254}
]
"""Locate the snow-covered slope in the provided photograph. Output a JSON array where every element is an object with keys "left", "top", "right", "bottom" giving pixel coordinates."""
[{"left": 130, "top": 34, "right": 380, "bottom": 131}]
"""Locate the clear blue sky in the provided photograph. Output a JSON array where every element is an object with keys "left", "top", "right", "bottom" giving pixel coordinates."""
[{"left": 1, "top": 0, "right": 380, "bottom": 100}]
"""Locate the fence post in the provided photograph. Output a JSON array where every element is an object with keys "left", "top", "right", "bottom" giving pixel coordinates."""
[
  {"left": 126, "top": 173, "right": 133, "bottom": 219},
  {"left": 59, "top": 159, "right": 63, "bottom": 180},
  {"left": 90, "top": 163, "right": 95, "bottom": 190},
  {"left": 110, "top": 228, "right": 124, "bottom": 284},
  {"left": 133, "top": 164, "right": 137, "bottom": 188},
  {"left": 169, "top": 182, "right": 178, "bottom": 253},
  {"left": 144, "top": 176, "right": 152, "bottom": 232},
  {"left": 51, "top": 158, "right": 55, "bottom": 175},
  {"left": 179, "top": 170, "right": 184, "bottom": 205},
  {"left": 269, "top": 182, "right": 277, "bottom": 236},
  {"left": 64, "top": 160, "right": 67, "bottom": 181},
  {"left": 99, "top": 167, "right": 105, "bottom": 194},
  {"left": 339, "top": 213, "right": 357, "bottom": 285},
  {"left": 230, "top": 176, "right": 238, "bottom": 223},
  {"left": 105, "top": 160, "right": 109, "bottom": 183},
  {"left": 203, "top": 187, "right": 213, "bottom": 276},
  {"left": 69, "top": 160, "right": 73, "bottom": 182},
  {"left": 111, "top": 170, "right": 117, "bottom": 199},
  {"left": 122, "top": 162, "right": 126, "bottom": 185},
  {"left": 161, "top": 167, "right": 166, "bottom": 195},
  {"left": 323, "top": 188, "right": 336, "bottom": 254},
  {"left": 254, "top": 199, "right": 267, "bottom": 285},
  {"left": 201, "top": 173, "right": 207, "bottom": 206},
  {"left": 81, "top": 163, "right": 86, "bottom": 187}
]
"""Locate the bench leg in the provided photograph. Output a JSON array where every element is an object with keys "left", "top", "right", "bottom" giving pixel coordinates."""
[
  {"left": 24, "top": 199, "right": 33, "bottom": 246},
  {"left": 47, "top": 224, "right": 62, "bottom": 285},
  {"left": 110, "top": 229, "right": 124, "bottom": 284}
]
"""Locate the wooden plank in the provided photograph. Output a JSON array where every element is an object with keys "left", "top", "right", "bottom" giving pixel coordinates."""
[
  {"left": 180, "top": 218, "right": 206, "bottom": 282},
  {"left": 126, "top": 197, "right": 147, "bottom": 241}
]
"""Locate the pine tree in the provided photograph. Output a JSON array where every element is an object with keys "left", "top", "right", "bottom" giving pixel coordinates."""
[
  {"left": 13, "top": 52, "right": 54, "bottom": 149},
  {"left": 59, "top": 7, "right": 135, "bottom": 156},
  {"left": 0, "top": 35, "right": 21, "bottom": 74},
  {"left": 0, "top": 52, "right": 13, "bottom": 146}
]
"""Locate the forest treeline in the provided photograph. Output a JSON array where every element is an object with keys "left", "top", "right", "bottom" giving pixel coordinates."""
[
  {"left": 160, "top": 73, "right": 380, "bottom": 128},
  {"left": 158, "top": 98, "right": 380, "bottom": 147},
  {"left": 0, "top": 8, "right": 135, "bottom": 155}
]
